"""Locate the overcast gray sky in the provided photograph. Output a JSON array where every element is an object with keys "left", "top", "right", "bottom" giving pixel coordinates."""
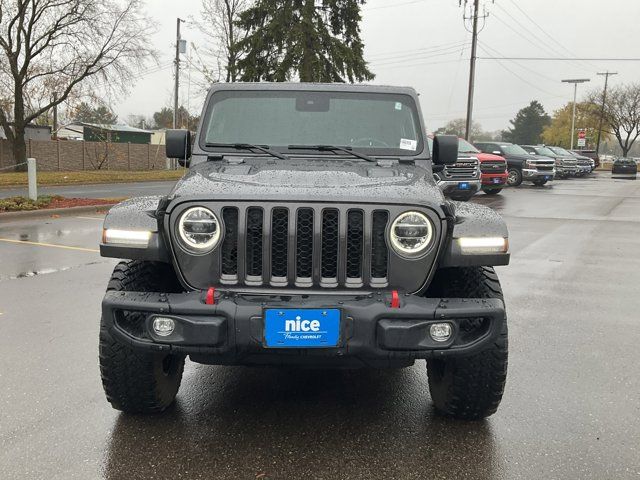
[{"left": 112, "top": 0, "right": 640, "bottom": 133}]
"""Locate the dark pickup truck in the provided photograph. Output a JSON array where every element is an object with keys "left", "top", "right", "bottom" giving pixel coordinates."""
[
  {"left": 474, "top": 141, "right": 555, "bottom": 186},
  {"left": 98, "top": 83, "right": 510, "bottom": 420}
]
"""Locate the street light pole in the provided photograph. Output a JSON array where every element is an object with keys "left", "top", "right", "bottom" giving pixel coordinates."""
[
  {"left": 561, "top": 78, "right": 590, "bottom": 149},
  {"left": 595, "top": 71, "right": 617, "bottom": 155}
]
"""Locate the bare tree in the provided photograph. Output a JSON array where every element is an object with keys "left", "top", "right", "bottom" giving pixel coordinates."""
[
  {"left": 590, "top": 83, "right": 640, "bottom": 157},
  {"left": 0, "top": 0, "right": 156, "bottom": 170},
  {"left": 192, "top": 0, "right": 251, "bottom": 84}
]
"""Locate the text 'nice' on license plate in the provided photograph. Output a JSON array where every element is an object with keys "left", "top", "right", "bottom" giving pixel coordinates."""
[{"left": 264, "top": 308, "right": 340, "bottom": 348}]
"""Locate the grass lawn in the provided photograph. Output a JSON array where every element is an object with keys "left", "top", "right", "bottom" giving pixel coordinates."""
[
  {"left": 0, "top": 195, "right": 123, "bottom": 212},
  {"left": 0, "top": 169, "right": 185, "bottom": 187}
]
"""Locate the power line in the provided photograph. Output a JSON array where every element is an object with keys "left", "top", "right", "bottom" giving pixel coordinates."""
[
  {"left": 506, "top": 0, "right": 600, "bottom": 71},
  {"left": 492, "top": 4, "right": 591, "bottom": 72},
  {"left": 477, "top": 44, "right": 562, "bottom": 98},
  {"left": 370, "top": 44, "right": 470, "bottom": 67},
  {"left": 489, "top": 10, "right": 591, "bottom": 74},
  {"left": 373, "top": 57, "right": 469, "bottom": 71},
  {"left": 479, "top": 41, "right": 559, "bottom": 84},
  {"left": 477, "top": 57, "right": 640, "bottom": 61},
  {"left": 367, "top": 41, "right": 469, "bottom": 61},
  {"left": 366, "top": 0, "right": 425, "bottom": 11}
]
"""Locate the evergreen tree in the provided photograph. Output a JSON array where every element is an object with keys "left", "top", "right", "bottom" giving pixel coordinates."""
[
  {"left": 152, "top": 106, "right": 200, "bottom": 130},
  {"left": 72, "top": 102, "right": 118, "bottom": 124},
  {"left": 236, "top": 0, "right": 374, "bottom": 82},
  {"left": 502, "top": 101, "right": 551, "bottom": 144}
]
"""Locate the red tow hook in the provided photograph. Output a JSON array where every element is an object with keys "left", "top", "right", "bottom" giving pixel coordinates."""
[
  {"left": 390, "top": 290, "right": 400, "bottom": 309},
  {"left": 205, "top": 287, "right": 216, "bottom": 305}
]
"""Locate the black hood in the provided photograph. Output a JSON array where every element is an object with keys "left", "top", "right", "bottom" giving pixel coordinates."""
[
  {"left": 503, "top": 153, "right": 534, "bottom": 161},
  {"left": 168, "top": 158, "right": 445, "bottom": 209}
]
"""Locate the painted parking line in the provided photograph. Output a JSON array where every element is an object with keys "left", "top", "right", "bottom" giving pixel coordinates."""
[{"left": 0, "top": 238, "right": 99, "bottom": 253}]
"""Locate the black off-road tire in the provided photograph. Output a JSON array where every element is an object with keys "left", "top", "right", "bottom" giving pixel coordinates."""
[
  {"left": 483, "top": 188, "right": 502, "bottom": 195},
  {"left": 425, "top": 266, "right": 508, "bottom": 420},
  {"left": 506, "top": 168, "right": 522, "bottom": 186},
  {"left": 532, "top": 179, "right": 548, "bottom": 186},
  {"left": 99, "top": 260, "right": 186, "bottom": 414}
]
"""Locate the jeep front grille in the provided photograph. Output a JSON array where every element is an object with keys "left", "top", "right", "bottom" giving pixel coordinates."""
[{"left": 215, "top": 205, "right": 390, "bottom": 289}]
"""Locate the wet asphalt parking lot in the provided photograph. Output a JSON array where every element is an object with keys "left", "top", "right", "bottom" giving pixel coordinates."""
[{"left": 1, "top": 172, "right": 639, "bottom": 480}]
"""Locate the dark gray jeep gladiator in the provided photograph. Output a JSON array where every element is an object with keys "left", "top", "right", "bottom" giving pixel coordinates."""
[{"left": 99, "top": 83, "right": 510, "bottom": 420}]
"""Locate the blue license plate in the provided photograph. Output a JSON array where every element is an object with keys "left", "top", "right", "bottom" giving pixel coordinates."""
[
  {"left": 492, "top": 177, "right": 502, "bottom": 184},
  {"left": 545, "top": 176, "right": 552, "bottom": 180},
  {"left": 264, "top": 308, "right": 341, "bottom": 348},
  {"left": 458, "top": 182, "right": 470, "bottom": 190}
]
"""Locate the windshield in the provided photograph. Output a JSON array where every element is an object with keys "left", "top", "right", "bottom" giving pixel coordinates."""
[
  {"left": 458, "top": 138, "right": 480, "bottom": 153},
  {"left": 534, "top": 146, "right": 557, "bottom": 157},
  {"left": 549, "top": 146, "right": 572, "bottom": 156},
  {"left": 501, "top": 144, "right": 529, "bottom": 155},
  {"left": 201, "top": 90, "right": 424, "bottom": 157},
  {"left": 426, "top": 137, "right": 478, "bottom": 155}
]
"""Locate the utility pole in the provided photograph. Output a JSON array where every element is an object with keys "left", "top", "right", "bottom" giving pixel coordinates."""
[
  {"left": 561, "top": 78, "right": 590, "bottom": 149},
  {"left": 595, "top": 71, "right": 617, "bottom": 155},
  {"left": 52, "top": 92, "right": 58, "bottom": 139},
  {"left": 173, "top": 18, "right": 184, "bottom": 131},
  {"left": 461, "top": 0, "right": 489, "bottom": 141}
]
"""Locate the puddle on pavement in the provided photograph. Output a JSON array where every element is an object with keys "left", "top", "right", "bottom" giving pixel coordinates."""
[{"left": 2, "top": 261, "right": 106, "bottom": 281}]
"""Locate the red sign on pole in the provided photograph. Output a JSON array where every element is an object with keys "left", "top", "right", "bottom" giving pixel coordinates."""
[{"left": 578, "top": 130, "right": 586, "bottom": 139}]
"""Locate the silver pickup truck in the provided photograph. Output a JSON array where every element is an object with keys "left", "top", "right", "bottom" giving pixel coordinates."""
[
  {"left": 427, "top": 137, "right": 480, "bottom": 201},
  {"left": 522, "top": 145, "right": 577, "bottom": 178}
]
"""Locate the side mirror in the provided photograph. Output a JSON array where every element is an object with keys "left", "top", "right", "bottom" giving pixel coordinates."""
[
  {"left": 166, "top": 129, "right": 192, "bottom": 166},
  {"left": 432, "top": 135, "right": 458, "bottom": 165}
]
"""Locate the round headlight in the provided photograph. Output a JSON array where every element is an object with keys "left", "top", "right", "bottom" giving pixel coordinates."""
[
  {"left": 178, "top": 206, "right": 221, "bottom": 253},
  {"left": 390, "top": 211, "right": 433, "bottom": 258}
]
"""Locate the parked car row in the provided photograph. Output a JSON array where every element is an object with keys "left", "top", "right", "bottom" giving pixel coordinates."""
[{"left": 429, "top": 137, "right": 599, "bottom": 201}]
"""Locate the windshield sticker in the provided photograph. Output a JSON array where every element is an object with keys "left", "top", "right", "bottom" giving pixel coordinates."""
[
  {"left": 399, "top": 138, "right": 417, "bottom": 151},
  {"left": 395, "top": 102, "right": 402, "bottom": 111}
]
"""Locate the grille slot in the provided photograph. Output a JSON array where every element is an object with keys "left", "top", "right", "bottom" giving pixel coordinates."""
[
  {"left": 296, "top": 208, "right": 314, "bottom": 280},
  {"left": 371, "top": 211, "right": 389, "bottom": 279},
  {"left": 321, "top": 209, "right": 339, "bottom": 280},
  {"left": 221, "top": 208, "right": 238, "bottom": 276},
  {"left": 271, "top": 208, "right": 289, "bottom": 278},
  {"left": 246, "top": 207, "right": 263, "bottom": 277},
  {"left": 346, "top": 210, "right": 364, "bottom": 279}
]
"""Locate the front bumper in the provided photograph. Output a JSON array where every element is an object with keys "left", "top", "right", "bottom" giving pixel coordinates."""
[
  {"left": 556, "top": 166, "right": 577, "bottom": 177},
  {"left": 481, "top": 173, "right": 508, "bottom": 187},
  {"left": 438, "top": 179, "right": 480, "bottom": 200},
  {"left": 522, "top": 168, "right": 555, "bottom": 180},
  {"left": 102, "top": 290, "right": 506, "bottom": 368}
]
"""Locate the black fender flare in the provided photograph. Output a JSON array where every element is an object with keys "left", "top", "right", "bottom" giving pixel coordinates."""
[{"left": 100, "top": 196, "right": 171, "bottom": 262}]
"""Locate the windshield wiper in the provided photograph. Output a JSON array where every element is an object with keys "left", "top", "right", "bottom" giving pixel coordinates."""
[
  {"left": 205, "top": 143, "right": 289, "bottom": 160},
  {"left": 288, "top": 144, "right": 376, "bottom": 163}
]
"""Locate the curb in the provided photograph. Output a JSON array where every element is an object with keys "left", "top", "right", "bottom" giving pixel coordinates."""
[{"left": 0, "top": 204, "right": 115, "bottom": 221}]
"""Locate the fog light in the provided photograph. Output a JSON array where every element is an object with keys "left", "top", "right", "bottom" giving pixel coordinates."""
[
  {"left": 152, "top": 317, "right": 175, "bottom": 337},
  {"left": 430, "top": 323, "right": 452, "bottom": 342}
]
